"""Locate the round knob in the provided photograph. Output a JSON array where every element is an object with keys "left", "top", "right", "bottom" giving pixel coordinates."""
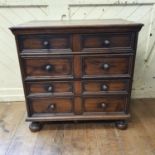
[
  {"left": 45, "top": 64, "right": 53, "bottom": 72},
  {"left": 47, "top": 86, "right": 53, "bottom": 92},
  {"left": 101, "top": 63, "right": 110, "bottom": 70},
  {"left": 101, "top": 103, "right": 107, "bottom": 109},
  {"left": 47, "top": 104, "right": 55, "bottom": 112},
  {"left": 49, "top": 104, "right": 55, "bottom": 110},
  {"left": 102, "top": 84, "right": 108, "bottom": 91},
  {"left": 43, "top": 40, "right": 49, "bottom": 46},
  {"left": 103, "top": 40, "right": 110, "bottom": 46}
]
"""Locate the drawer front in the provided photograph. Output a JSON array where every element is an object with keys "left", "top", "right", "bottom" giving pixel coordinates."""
[
  {"left": 18, "top": 34, "right": 72, "bottom": 51},
  {"left": 81, "top": 33, "right": 133, "bottom": 50},
  {"left": 83, "top": 95, "right": 127, "bottom": 113},
  {"left": 82, "top": 54, "right": 133, "bottom": 78},
  {"left": 26, "top": 81, "right": 74, "bottom": 96},
  {"left": 82, "top": 79, "right": 129, "bottom": 94},
  {"left": 29, "top": 97, "right": 74, "bottom": 115},
  {"left": 23, "top": 56, "right": 73, "bottom": 80}
]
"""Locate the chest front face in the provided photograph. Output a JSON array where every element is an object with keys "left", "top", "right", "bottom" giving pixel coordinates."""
[{"left": 10, "top": 19, "right": 143, "bottom": 131}]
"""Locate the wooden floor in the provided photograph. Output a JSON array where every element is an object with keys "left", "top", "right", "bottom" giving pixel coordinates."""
[{"left": 0, "top": 99, "right": 155, "bottom": 155}]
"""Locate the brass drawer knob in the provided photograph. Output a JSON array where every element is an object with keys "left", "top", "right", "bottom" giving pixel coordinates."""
[
  {"left": 101, "top": 84, "right": 108, "bottom": 91},
  {"left": 103, "top": 39, "right": 110, "bottom": 46},
  {"left": 45, "top": 64, "right": 53, "bottom": 72},
  {"left": 101, "top": 103, "right": 107, "bottom": 109},
  {"left": 101, "top": 63, "right": 110, "bottom": 70}
]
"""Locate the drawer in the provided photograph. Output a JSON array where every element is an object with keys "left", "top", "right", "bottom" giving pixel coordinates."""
[
  {"left": 29, "top": 97, "right": 74, "bottom": 116},
  {"left": 81, "top": 33, "right": 133, "bottom": 51},
  {"left": 18, "top": 34, "right": 72, "bottom": 51},
  {"left": 26, "top": 81, "right": 74, "bottom": 96},
  {"left": 22, "top": 56, "right": 73, "bottom": 80},
  {"left": 82, "top": 79, "right": 129, "bottom": 94},
  {"left": 82, "top": 54, "right": 133, "bottom": 78},
  {"left": 83, "top": 95, "right": 127, "bottom": 113}
]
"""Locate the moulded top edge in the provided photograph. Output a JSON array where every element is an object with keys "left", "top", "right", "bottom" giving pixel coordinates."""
[{"left": 9, "top": 19, "right": 144, "bottom": 31}]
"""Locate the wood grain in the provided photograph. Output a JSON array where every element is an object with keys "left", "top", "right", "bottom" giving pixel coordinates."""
[
  {"left": 82, "top": 54, "right": 132, "bottom": 78},
  {"left": 0, "top": 99, "right": 155, "bottom": 155},
  {"left": 81, "top": 33, "right": 132, "bottom": 49},
  {"left": 19, "top": 34, "right": 72, "bottom": 50},
  {"left": 0, "top": 102, "right": 25, "bottom": 155},
  {"left": 10, "top": 20, "right": 143, "bottom": 130},
  {"left": 33, "top": 124, "right": 63, "bottom": 155}
]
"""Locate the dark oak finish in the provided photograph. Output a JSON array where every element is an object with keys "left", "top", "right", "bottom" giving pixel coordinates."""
[
  {"left": 18, "top": 34, "right": 72, "bottom": 51},
  {"left": 83, "top": 95, "right": 127, "bottom": 113},
  {"left": 26, "top": 81, "right": 74, "bottom": 96},
  {"left": 115, "top": 120, "right": 128, "bottom": 130},
  {"left": 82, "top": 54, "right": 133, "bottom": 78},
  {"left": 29, "top": 122, "right": 42, "bottom": 132},
  {"left": 81, "top": 33, "right": 133, "bottom": 50},
  {"left": 82, "top": 79, "right": 129, "bottom": 94},
  {"left": 10, "top": 19, "right": 143, "bottom": 131},
  {"left": 22, "top": 56, "right": 73, "bottom": 80},
  {"left": 29, "top": 97, "right": 74, "bottom": 116}
]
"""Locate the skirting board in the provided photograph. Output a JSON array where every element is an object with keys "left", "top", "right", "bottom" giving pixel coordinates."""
[
  {"left": 131, "top": 89, "right": 155, "bottom": 99},
  {"left": 0, "top": 88, "right": 24, "bottom": 102}
]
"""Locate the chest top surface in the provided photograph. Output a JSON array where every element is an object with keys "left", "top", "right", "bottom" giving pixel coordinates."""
[{"left": 10, "top": 19, "right": 143, "bottom": 30}]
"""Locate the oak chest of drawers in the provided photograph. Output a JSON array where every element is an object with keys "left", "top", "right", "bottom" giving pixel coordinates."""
[{"left": 10, "top": 19, "right": 143, "bottom": 132}]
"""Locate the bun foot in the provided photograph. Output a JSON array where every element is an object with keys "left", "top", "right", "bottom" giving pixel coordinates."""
[
  {"left": 115, "top": 120, "right": 128, "bottom": 130},
  {"left": 29, "top": 122, "right": 42, "bottom": 132}
]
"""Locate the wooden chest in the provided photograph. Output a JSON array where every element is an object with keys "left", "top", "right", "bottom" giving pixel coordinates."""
[{"left": 10, "top": 19, "right": 143, "bottom": 132}]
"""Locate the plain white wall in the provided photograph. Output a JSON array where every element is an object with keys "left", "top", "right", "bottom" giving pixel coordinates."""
[{"left": 0, "top": 0, "right": 155, "bottom": 102}]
